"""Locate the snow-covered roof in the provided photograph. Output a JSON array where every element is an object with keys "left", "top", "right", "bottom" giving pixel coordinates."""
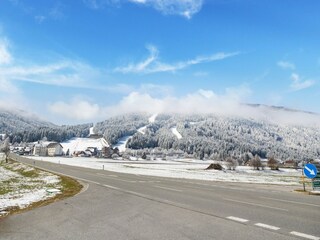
[{"left": 34, "top": 141, "right": 58, "bottom": 148}]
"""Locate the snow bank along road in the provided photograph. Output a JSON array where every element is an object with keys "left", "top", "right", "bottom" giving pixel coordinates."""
[{"left": 1, "top": 155, "right": 319, "bottom": 240}]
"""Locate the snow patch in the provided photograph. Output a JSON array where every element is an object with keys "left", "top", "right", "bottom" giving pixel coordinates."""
[
  {"left": 138, "top": 126, "right": 147, "bottom": 135},
  {"left": 113, "top": 135, "right": 133, "bottom": 152},
  {"left": 149, "top": 113, "right": 158, "bottom": 123},
  {"left": 0, "top": 166, "right": 20, "bottom": 181},
  {"left": 171, "top": 127, "right": 182, "bottom": 139},
  {"left": 89, "top": 126, "right": 95, "bottom": 135},
  {"left": 0, "top": 163, "right": 61, "bottom": 214}
]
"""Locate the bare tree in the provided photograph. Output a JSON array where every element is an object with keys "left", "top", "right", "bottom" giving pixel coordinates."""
[
  {"left": 250, "top": 154, "right": 262, "bottom": 170},
  {"left": 1, "top": 137, "right": 10, "bottom": 163},
  {"left": 267, "top": 157, "right": 279, "bottom": 170},
  {"left": 225, "top": 157, "right": 238, "bottom": 170}
]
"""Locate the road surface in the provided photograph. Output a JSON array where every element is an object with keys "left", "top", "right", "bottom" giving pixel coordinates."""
[{"left": 0, "top": 155, "right": 319, "bottom": 240}]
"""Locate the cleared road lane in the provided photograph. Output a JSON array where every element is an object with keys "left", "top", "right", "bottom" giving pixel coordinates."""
[{"left": 0, "top": 156, "right": 319, "bottom": 240}]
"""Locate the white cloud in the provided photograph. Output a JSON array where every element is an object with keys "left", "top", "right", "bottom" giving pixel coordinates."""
[
  {"left": 48, "top": 98, "right": 100, "bottom": 121},
  {"left": 85, "top": 0, "right": 203, "bottom": 18},
  {"left": 0, "top": 77, "right": 19, "bottom": 93},
  {"left": 103, "top": 87, "right": 320, "bottom": 127},
  {"left": 0, "top": 60, "right": 100, "bottom": 89},
  {"left": 0, "top": 39, "right": 12, "bottom": 65},
  {"left": 277, "top": 61, "right": 295, "bottom": 70},
  {"left": 290, "top": 73, "right": 315, "bottom": 91},
  {"left": 106, "top": 85, "right": 252, "bottom": 117},
  {"left": 128, "top": 0, "right": 203, "bottom": 19},
  {"left": 115, "top": 45, "right": 240, "bottom": 74}
]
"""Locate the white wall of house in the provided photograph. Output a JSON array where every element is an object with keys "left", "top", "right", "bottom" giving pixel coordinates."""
[
  {"left": 47, "top": 145, "right": 63, "bottom": 156},
  {"left": 33, "top": 146, "right": 47, "bottom": 156}
]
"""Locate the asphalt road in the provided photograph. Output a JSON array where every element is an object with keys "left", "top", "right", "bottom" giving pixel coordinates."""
[{"left": 1, "top": 155, "right": 319, "bottom": 240}]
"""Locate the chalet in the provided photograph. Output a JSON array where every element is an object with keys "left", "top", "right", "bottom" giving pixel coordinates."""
[
  {"left": 33, "top": 142, "right": 63, "bottom": 157},
  {"left": 33, "top": 142, "right": 48, "bottom": 156},
  {"left": 283, "top": 159, "right": 298, "bottom": 168},
  {"left": 47, "top": 143, "right": 63, "bottom": 156}
]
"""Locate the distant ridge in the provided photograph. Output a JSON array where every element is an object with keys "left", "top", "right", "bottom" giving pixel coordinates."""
[{"left": 245, "top": 103, "right": 317, "bottom": 115}]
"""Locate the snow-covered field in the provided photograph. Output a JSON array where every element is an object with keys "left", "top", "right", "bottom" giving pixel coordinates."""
[
  {"left": 61, "top": 137, "right": 109, "bottom": 154},
  {"left": 0, "top": 162, "right": 62, "bottom": 216},
  {"left": 28, "top": 156, "right": 302, "bottom": 185}
]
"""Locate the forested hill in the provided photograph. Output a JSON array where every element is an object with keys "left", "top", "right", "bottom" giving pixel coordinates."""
[
  {"left": 0, "top": 109, "right": 91, "bottom": 143},
  {"left": 94, "top": 111, "right": 320, "bottom": 161},
  {"left": 2, "top": 106, "right": 320, "bottom": 161},
  {"left": 0, "top": 109, "right": 55, "bottom": 133}
]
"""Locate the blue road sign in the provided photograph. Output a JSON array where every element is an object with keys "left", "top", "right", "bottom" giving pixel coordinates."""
[{"left": 303, "top": 164, "right": 318, "bottom": 179}]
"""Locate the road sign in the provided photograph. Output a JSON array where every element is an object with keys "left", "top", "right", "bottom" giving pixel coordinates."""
[
  {"left": 303, "top": 164, "right": 318, "bottom": 179},
  {"left": 312, "top": 174, "right": 320, "bottom": 190}
]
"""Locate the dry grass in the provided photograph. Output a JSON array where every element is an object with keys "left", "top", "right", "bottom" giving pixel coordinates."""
[{"left": 0, "top": 159, "right": 83, "bottom": 219}]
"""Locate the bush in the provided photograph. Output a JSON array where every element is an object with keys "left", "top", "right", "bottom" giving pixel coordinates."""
[
  {"left": 206, "top": 163, "right": 223, "bottom": 170},
  {"left": 267, "top": 157, "right": 279, "bottom": 170},
  {"left": 225, "top": 157, "right": 238, "bottom": 171}
]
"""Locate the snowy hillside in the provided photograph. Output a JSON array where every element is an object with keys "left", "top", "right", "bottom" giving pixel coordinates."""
[
  {"left": 0, "top": 108, "right": 91, "bottom": 143},
  {"left": 113, "top": 114, "right": 158, "bottom": 152},
  {"left": 0, "top": 108, "right": 55, "bottom": 134},
  {"left": 94, "top": 109, "right": 320, "bottom": 161}
]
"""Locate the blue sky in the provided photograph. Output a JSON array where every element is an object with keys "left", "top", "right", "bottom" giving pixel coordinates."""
[{"left": 0, "top": 0, "right": 319, "bottom": 124}]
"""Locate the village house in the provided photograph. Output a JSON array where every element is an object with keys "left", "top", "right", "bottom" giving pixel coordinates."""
[
  {"left": 33, "top": 142, "right": 63, "bottom": 157},
  {"left": 47, "top": 142, "right": 63, "bottom": 156}
]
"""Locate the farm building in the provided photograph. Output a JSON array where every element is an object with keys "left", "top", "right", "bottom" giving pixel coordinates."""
[{"left": 33, "top": 142, "right": 63, "bottom": 156}]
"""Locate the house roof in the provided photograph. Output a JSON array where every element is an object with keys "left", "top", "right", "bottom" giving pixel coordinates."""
[
  {"left": 47, "top": 142, "right": 63, "bottom": 148},
  {"left": 35, "top": 141, "right": 62, "bottom": 148}
]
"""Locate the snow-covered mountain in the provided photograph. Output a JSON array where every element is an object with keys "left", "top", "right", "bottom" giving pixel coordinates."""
[
  {"left": 0, "top": 108, "right": 91, "bottom": 143},
  {"left": 94, "top": 106, "right": 320, "bottom": 161},
  {"left": 0, "top": 108, "right": 55, "bottom": 134},
  {"left": 2, "top": 105, "right": 320, "bottom": 161}
]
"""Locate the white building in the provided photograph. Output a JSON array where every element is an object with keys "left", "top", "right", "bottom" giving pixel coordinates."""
[{"left": 33, "top": 142, "right": 63, "bottom": 156}]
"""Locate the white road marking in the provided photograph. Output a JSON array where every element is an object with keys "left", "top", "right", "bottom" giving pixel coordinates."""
[
  {"left": 260, "top": 197, "right": 320, "bottom": 208},
  {"left": 154, "top": 185, "right": 183, "bottom": 192},
  {"left": 103, "top": 184, "right": 120, "bottom": 190},
  {"left": 290, "top": 231, "right": 320, "bottom": 240},
  {"left": 226, "top": 216, "right": 249, "bottom": 223},
  {"left": 254, "top": 223, "right": 280, "bottom": 230},
  {"left": 223, "top": 198, "right": 288, "bottom": 212}
]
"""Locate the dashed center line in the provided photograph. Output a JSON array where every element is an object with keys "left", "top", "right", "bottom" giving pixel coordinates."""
[
  {"left": 226, "top": 216, "right": 249, "bottom": 223},
  {"left": 154, "top": 185, "right": 183, "bottom": 192},
  {"left": 254, "top": 223, "right": 280, "bottom": 231},
  {"left": 290, "top": 231, "right": 320, "bottom": 240}
]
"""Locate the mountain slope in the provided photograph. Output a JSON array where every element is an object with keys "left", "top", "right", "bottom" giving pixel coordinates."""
[
  {"left": 0, "top": 109, "right": 91, "bottom": 143},
  {"left": 0, "top": 109, "right": 55, "bottom": 134},
  {"left": 95, "top": 107, "right": 320, "bottom": 161}
]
